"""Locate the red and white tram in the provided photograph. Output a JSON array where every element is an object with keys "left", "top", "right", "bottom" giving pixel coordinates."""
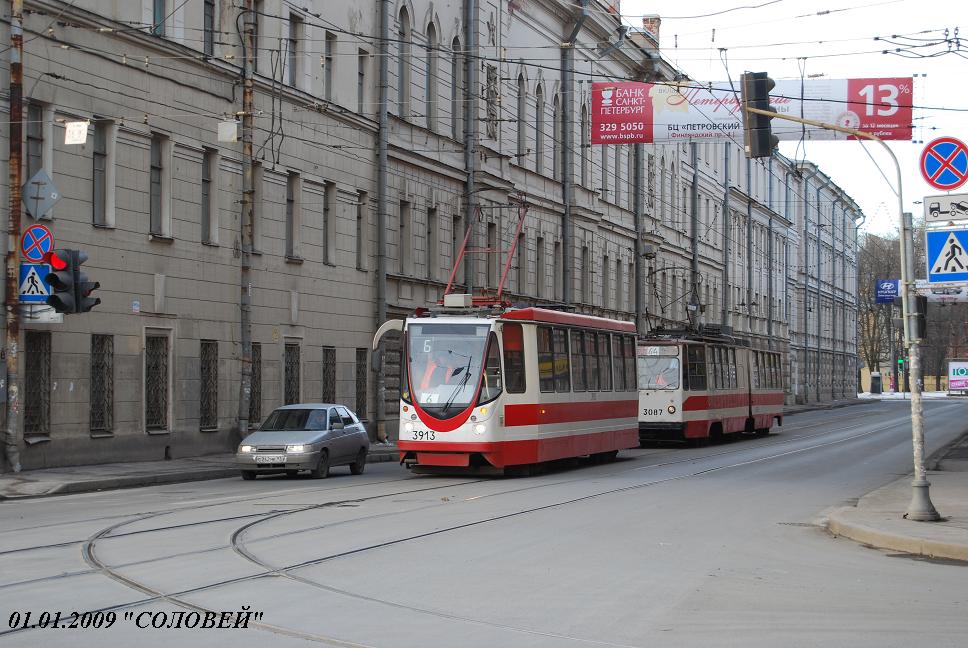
[
  {"left": 636, "top": 334, "right": 784, "bottom": 444},
  {"left": 373, "top": 299, "right": 640, "bottom": 472}
]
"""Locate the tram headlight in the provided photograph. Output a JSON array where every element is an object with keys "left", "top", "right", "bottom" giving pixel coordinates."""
[
  {"left": 404, "top": 422, "right": 414, "bottom": 432},
  {"left": 474, "top": 424, "right": 486, "bottom": 435},
  {"left": 667, "top": 405, "right": 677, "bottom": 414}
]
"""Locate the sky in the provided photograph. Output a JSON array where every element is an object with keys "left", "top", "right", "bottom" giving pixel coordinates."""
[{"left": 621, "top": 0, "right": 968, "bottom": 236}]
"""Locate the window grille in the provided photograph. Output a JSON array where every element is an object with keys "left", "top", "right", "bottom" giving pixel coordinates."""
[
  {"left": 90, "top": 335, "right": 114, "bottom": 434},
  {"left": 24, "top": 331, "right": 51, "bottom": 436},
  {"left": 145, "top": 335, "right": 169, "bottom": 430},
  {"left": 250, "top": 342, "right": 262, "bottom": 423},
  {"left": 355, "top": 348, "right": 368, "bottom": 418},
  {"left": 321, "top": 346, "right": 336, "bottom": 403},
  {"left": 284, "top": 343, "right": 301, "bottom": 404},
  {"left": 200, "top": 340, "right": 218, "bottom": 429}
]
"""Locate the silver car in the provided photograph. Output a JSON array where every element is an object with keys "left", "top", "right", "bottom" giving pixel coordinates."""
[{"left": 237, "top": 404, "right": 370, "bottom": 480}]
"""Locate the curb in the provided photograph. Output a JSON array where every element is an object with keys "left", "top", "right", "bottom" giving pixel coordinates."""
[
  {"left": 784, "top": 399, "right": 880, "bottom": 416},
  {"left": 825, "top": 509, "right": 968, "bottom": 563},
  {"left": 0, "top": 448, "right": 401, "bottom": 500}
]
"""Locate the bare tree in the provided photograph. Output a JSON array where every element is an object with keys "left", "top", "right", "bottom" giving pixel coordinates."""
[{"left": 857, "top": 233, "right": 901, "bottom": 373}]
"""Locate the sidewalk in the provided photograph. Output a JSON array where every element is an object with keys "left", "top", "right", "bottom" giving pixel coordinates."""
[
  {"left": 825, "top": 433, "right": 968, "bottom": 562},
  {"left": 784, "top": 396, "right": 880, "bottom": 416},
  {"left": 0, "top": 444, "right": 400, "bottom": 500}
]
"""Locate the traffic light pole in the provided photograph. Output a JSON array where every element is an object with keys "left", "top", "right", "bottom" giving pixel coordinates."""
[
  {"left": 745, "top": 106, "right": 940, "bottom": 521},
  {"left": 4, "top": 0, "right": 24, "bottom": 473}
]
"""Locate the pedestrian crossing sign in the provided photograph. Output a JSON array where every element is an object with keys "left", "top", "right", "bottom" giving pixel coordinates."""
[
  {"left": 926, "top": 228, "right": 968, "bottom": 284},
  {"left": 19, "top": 263, "right": 50, "bottom": 303}
]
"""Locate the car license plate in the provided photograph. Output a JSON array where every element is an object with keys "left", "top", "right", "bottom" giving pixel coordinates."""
[{"left": 255, "top": 454, "right": 285, "bottom": 463}]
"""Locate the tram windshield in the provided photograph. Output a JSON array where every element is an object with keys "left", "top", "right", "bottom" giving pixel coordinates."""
[
  {"left": 637, "top": 356, "right": 681, "bottom": 390},
  {"left": 407, "top": 323, "right": 491, "bottom": 418}
]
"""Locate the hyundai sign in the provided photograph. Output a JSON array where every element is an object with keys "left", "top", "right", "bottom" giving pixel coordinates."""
[{"left": 876, "top": 279, "right": 900, "bottom": 304}]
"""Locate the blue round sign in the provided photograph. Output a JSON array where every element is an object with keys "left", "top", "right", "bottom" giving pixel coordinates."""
[
  {"left": 21, "top": 224, "right": 53, "bottom": 262},
  {"left": 920, "top": 137, "right": 968, "bottom": 191}
]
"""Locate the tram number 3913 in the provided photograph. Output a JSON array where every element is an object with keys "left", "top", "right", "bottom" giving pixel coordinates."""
[{"left": 411, "top": 430, "right": 437, "bottom": 441}]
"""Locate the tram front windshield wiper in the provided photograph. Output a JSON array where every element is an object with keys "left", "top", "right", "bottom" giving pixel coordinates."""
[{"left": 441, "top": 354, "right": 473, "bottom": 415}]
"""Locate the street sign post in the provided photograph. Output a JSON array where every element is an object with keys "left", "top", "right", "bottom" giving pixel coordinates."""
[
  {"left": 20, "top": 223, "right": 53, "bottom": 263},
  {"left": 924, "top": 193, "right": 968, "bottom": 223},
  {"left": 925, "top": 228, "right": 968, "bottom": 284},
  {"left": 920, "top": 137, "right": 968, "bottom": 191}
]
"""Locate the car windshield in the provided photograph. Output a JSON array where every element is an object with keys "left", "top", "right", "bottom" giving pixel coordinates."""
[
  {"left": 407, "top": 322, "right": 490, "bottom": 419},
  {"left": 638, "top": 356, "right": 680, "bottom": 390},
  {"left": 259, "top": 408, "right": 328, "bottom": 431}
]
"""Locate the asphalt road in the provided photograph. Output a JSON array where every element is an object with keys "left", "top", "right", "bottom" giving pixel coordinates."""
[{"left": 1, "top": 400, "right": 967, "bottom": 648}]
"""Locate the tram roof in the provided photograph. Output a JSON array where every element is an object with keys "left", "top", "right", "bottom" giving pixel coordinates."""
[{"left": 501, "top": 308, "right": 637, "bottom": 333}]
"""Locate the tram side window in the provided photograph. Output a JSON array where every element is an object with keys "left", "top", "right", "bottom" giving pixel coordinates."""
[
  {"left": 571, "top": 330, "right": 587, "bottom": 391},
  {"left": 502, "top": 323, "right": 526, "bottom": 394},
  {"left": 751, "top": 352, "right": 760, "bottom": 389},
  {"left": 553, "top": 327, "right": 571, "bottom": 392},
  {"left": 687, "top": 345, "right": 707, "bottom": 391},
  {"left": 624, "top": 335, "right": 636, "bottom": 390},
  {"left": 612, "top": 335, "right": 625, "bottom": 391},
  {"left": 537, "top": 326, "right": 555, "bottom": 393},
  {"left": 598, "top": 333, "right": 612, "bottom": 391},
  {"left": 714, "top": 347, "right": 725, "bottom": 389},
  {"left": 729, "top": 348, "right": 737, "bottom": 388},
  {"left": 586, "top": 332, "right": 600, "bottom": 391},
  {"left": 478, "top": 332, "right": 503, "bottom": 403}
]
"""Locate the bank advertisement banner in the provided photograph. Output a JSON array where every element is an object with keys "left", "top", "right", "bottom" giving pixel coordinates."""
[
  {"left": 591, "top": 78, "right": 913, "bottom": 145},
  {"left": 949, "top": 361, "right": 968, "bottom": 390}
]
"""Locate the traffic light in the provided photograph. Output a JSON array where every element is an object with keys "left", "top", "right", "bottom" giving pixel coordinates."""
[
  {"left": 46, "top": 249, "right": 76, "bottom": 313},
  {"left": 740, "top": 72, "right": 779, "bottom": 159},
  {"left": 44, "top": 249, "right": 100, "bottom": 314},
  {"left": 914, "top": 295, "right": 927, "bottom": 341},
  {"left": 898, "top": 357, "right": 904, "bottom": 370}
]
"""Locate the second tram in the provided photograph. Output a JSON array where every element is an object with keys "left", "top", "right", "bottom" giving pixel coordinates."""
[
  {"left": 636, "top": 334, "right": 784, "bottom": 444},
  {"left": 373, "top": 301, "right": 640, "bottom": 472}
]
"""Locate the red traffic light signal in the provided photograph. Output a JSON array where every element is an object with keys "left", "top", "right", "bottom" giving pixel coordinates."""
[{"left": 44, "top": 249, "right": 100, "bottom": 314}]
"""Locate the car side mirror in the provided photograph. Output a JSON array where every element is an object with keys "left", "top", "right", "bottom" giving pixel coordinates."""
[{"left": 331, "top": 422, "right": 345, "bottom": 431}]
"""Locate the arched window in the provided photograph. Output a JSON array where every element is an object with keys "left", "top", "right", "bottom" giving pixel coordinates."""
[
  {"left": 397, "top": 8, "right": 411, "bottom": 117},
  {"left": 627, "top": 148, "right": 633, "bottom": 208},
  {"left": 659, "top": 156, "right": 666, "bottom": 220},
  {"left": 614, "top": 146, "right": 622, "bottom": 205},
  {"left": 552, "top": 94, "right": 561, "bottom": 180},
  {"left": 516, "top": 74, "right": 527, "bottom": 160},
  {"left": 425, "top": 23, "right": 437, "bottom": 131},
  {"left": 451, "top": 37, "right": 463, "bottom": 140},
  {"left": 580, "top": 103, "right": 589, "bottom": 186},
  {"left": 602, "top": 145, "right": 609, "bottom": 198},
  {"left": 535, "top": 85, "right": 544, "bottom": 174}
]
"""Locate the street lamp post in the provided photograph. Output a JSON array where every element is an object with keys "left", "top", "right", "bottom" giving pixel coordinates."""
[{"left": 745, "top": 107, "right": 940, "bottom": 521}]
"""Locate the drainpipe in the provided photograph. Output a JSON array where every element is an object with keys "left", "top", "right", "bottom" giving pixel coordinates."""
[
  {"left": 634, "top": 143, "right": 645, "bottom": 332},
  {"left": 561, "top": 0, "right": 588, "bottom": 308},
  {"left": 831, "top": 196, "right": 843, "bottom": 399},
  {"left": 374, "top": 0, "right": 390, "bottom": 442},
  {"left": 800, "top": 166, "right": 820, "bottom": 403},
  {"left": 815, "top": 179, "right": 831, "bottom": 403},
  {"left": 464, "top": 0, "right": 479, "bottom": 294},
  {"left": 690, "top": 142, "right": 699, "bottom": 330},
  {"left": 746, "top": 157, "right": 753, "bottom": 336},
  {"left": 4, "top": 0, "right": 24, "bottom": 472},
  {"left": 721, "top": 144, "right": 731, "bottom": 331},
  {"left": 767, "top": 158, "right": 774, "bottom": 350}
]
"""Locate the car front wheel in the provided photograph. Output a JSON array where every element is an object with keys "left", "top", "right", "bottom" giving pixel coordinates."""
[
  {"left": 241, "top": 470, "right": 256, "bottom": 481},
  {"left": 310, "top": 450, "right": 330, "bottom": 479}
]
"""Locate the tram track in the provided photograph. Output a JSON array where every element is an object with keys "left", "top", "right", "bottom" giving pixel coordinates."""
[{"left": 1, "top": 409, "right": 920, "bottom": 645}]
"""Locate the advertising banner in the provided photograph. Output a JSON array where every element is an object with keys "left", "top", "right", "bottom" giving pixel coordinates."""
[
  {"left": 591, "top": 77, "right": 913, "bottom": 145},
  {"left": 949, "top": 361, "right": 968, "bottom": 391},
  {"left": 875, "top": 279, "right": 900, "bottom": 304}
]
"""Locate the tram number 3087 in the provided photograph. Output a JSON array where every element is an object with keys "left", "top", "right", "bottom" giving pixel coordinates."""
[{"left": 642, "top": 408, "right": 663, "bottom": 417}]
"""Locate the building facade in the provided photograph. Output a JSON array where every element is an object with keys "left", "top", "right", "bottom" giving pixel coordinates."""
[{"left": 0, "top": 0, "right": 860, "bottom": 471}]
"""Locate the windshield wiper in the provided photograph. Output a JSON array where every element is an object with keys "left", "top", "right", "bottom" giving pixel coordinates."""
[{"left": 441, "top": 356, "right": 474, "bottom": 414}]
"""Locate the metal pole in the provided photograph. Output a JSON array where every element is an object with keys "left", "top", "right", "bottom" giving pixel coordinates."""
[
  {"left": 690, "top": 143, "right": 699, "bottom": 330},
  {"left": 746, "top": 158, "right": 753, "bottom": 334},
  {"left": 237, "top": 0, "right": 254, "bottom": 442},
  {"left": 463, "top": 0, "right": 479, "bottom": 294},
  {"left": 374, "top": 0, "right": 390, "bottom": 442},
  {"left": 4, "top": 0, "right": 24, "bottom": 472},
  {"left": 721, "top": 144, "right": 731, "bottom": 330},
  {"left": 561, "top": 1, "right": 586, "bottom": 308}
]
